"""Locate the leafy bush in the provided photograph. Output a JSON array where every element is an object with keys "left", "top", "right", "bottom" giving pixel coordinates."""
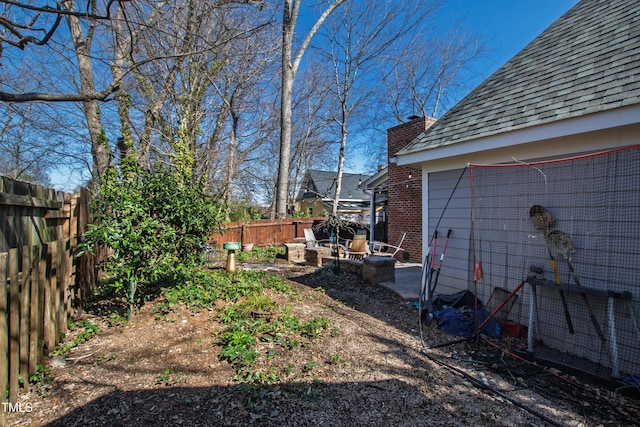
[{"left": 79, "top": 160, "right": 226, "bottom": 304}]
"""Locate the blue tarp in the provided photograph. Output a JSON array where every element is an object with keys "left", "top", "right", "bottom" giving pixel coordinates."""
[{"left": 435, "top": 307, "right": 501, "bottom": 338}]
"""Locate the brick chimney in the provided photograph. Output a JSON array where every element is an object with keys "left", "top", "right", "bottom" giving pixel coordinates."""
[{"left": 387, "top": 116, "right": 436, "bottom": 262}]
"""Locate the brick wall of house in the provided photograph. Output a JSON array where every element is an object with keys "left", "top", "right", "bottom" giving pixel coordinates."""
[{"left": 387, "top": 116, "right": 436, "bottom": 262}]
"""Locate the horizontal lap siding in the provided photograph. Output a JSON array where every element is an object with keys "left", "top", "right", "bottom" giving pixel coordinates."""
[{"left": 426, "top": 168, "right": 472, "bottom": 297}]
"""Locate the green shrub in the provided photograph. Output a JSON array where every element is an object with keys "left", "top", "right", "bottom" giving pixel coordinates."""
[{"left": 78, "top": 160, "right": 226, "bottom": 307}]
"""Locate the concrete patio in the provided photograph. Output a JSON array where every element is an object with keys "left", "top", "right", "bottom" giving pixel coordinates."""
[{"left": 378, "top": 261, "right": 423, "bottom": 301}]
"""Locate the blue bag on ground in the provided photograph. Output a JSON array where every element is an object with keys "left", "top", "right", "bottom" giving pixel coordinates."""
[
  {"left": 437, "top": 307, "right": 475, "bottom": 338},
  {"left": 436, "top": 307, "right": 501, "bottom": 338}
]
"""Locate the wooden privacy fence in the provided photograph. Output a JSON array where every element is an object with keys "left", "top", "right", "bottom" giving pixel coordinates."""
[
  {"left": 1, "top": 176, "right": 92, "bottom": 403},
  {"left": 210, "top": 218, "right": 321, "bottom": 247}
]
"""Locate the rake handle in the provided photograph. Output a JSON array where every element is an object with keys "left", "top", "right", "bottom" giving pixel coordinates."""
[
  {"left": 565, "top": 258, "right": 612, "bottom": 363},
  {"left": 550, "top": 257, "right": 575, "bottom": 334}
]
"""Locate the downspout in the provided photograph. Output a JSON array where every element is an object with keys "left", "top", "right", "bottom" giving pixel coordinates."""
[{"left": 368, "top": 189, "right": 375, "bottom": 249}]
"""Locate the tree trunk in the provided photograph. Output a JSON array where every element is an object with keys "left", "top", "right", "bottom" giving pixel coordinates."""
[
  {"left": 111, "top": 6, "right": 135, "bottom": 160},
  {"left": 275, "top": 0, "right": 345, "bottom": 219},
  {"left": 66, "top": 3, "right": 110, "bottom": 187},
  {"left": 332, "top": 116, "right": 347, "bottom": 216},
  {"left": 275, "top": 0, "right": 296, "bottom": 219}
]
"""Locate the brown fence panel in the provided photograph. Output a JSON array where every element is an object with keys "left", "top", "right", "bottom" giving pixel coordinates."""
[
  {"left": 44, "top": 241, "right": 58, "bottom": 353},
  {"left": 210, "top": 218, "right": 320, "bottom": 247},
  {"left": 1, "top": 176, "right": 93, "bottom": 401}
]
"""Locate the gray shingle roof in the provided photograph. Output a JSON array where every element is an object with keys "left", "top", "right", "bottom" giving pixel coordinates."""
[
  {"left": 301, "top": 170, "right": 368, "bottom": 200},
  {"left": 397, "top": 0, "right": 640, "bottom": 156}
]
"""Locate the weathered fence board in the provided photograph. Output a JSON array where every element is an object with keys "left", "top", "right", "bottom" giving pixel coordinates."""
[
  {"left": 0, "top": 253, "right": 8, "bottom": 401},
  {"left": 19, "top": 247, "right": 30, "bottom": 392},
  {"left": 9, "top": 248, "right": 19, "bottom": 403},
  {"left": 29, "top": 245, "right": 41, "bottom": 379}
]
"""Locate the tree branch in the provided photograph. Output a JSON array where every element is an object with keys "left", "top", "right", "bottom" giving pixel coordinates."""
[{"left": 0, "top": 85, "right": 118, "bottom": 103}]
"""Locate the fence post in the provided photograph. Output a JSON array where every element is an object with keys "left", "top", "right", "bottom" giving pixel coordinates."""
[
  {"left": 29, "top": 245, "right": 41, "bottom": 377},
  {"left": 19, "top": 245, "right": 31, "bottom": 392},
  {"left": 57, "top": 239, "right": 70, "bottom": 333},
  {"left": 0, "top": 252, "right": 8, "bottom": 402},
  {"left": 8, "top": 248, "right": 19, "bottom": 403},
  {"left": 38, "top": 244, "right": 46, "bottom": 363},
  {"left": 43, "top": 241, "right": 57, "bottom": 352}
]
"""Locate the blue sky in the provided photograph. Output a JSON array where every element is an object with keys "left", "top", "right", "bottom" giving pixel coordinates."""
[
  {"left": 50, "top": 0, "right": 582, "bottom": 192},
  {"left": 441, "top": 0, "right": 580, "bottom": 89}
]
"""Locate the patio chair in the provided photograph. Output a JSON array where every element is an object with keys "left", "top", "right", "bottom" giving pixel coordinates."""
[
  {"left": 345, "top": 234, "right": 369, "bottom": 260},
  {"left": 371, "top": 232, "right": 406, "bottom": 257}
]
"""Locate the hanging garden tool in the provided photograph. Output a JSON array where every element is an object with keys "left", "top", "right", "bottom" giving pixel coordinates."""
[
  {"left": 545, "top": 228, "right": 613, "bottom": 364},
  {"left": 529, "top": 205, "right": 574, "bottom": 334},
  {"left": 425, "top": 229, "right": 452, "bottom": 325},
  {"left": 529, "top": 204, "right": 555, "bottom": 230},
  {"left": 418, "top": 230, "right": 436, "bottom": 348},
  {"left": 423, "top": 231, "right": 438, "bottom": 325}
]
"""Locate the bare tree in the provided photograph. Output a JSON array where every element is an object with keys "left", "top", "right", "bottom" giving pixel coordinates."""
[
  {"left": 274, "top": 0, "right": 345, "bottom": 219},
  {"left": 0, "top": 104, "right": 51, "bottom": 184},
  {"left": 0, "top": 0, "right": 263, "bottom": 63},
  {"left": 317, "top": 0, "right": 439, "bottom": 215},
  {"left": 196, "top": 12, "right": 280, "bottom": 199},
  {"left": 288, "top": 61, "right": 337, "bottom": 205},
  {"left": 380, "top": 22, "right": 485, "bottom": 122},
  {"left": 0, "top": 0, "right": 268, "bottom": 187},
  {"left": 106, "top": 0, "right": 276, "bottom": 191}
]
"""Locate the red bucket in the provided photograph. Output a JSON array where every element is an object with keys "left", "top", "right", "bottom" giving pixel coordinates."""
[{"left": 501, "top": 321, "right": 523, "bottom": 338}]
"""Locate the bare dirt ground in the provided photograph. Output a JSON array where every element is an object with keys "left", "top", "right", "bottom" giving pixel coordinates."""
[{"left": 3, "top": 261, "right": 638, "bottom": 427}]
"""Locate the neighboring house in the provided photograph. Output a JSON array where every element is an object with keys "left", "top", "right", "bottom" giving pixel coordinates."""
[
  {"left": 295, "top": 170, "right": 371, "bottom": 223},
  {"left": 393, "top": 0, "right": 640, "bottom": 378}
]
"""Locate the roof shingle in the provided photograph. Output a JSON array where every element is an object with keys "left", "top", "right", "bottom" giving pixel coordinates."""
[{"left": 397, "top": 0, "right": 640, "bottom": 156}]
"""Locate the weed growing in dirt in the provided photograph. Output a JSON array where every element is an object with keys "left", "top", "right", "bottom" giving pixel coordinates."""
[
  {"left": 237, "top": 293, "right": 278, "bottom": 317},
  {"left": 156, "top": 369, "right": 172, "bottom": 384},
  {"left": 300, "top": 317, "right": 331, "bottom": 338},
  {"left": 235, "top": 245, "right": 285, "bottom": 263},
  {"left": 53, "top": 319, "right": 100, "bottom": 356},
  {"left": 237, "top": 384, "right": 269, "bottom": 410},
  {"left": 330, "top": 354, "right": 346, "bottom": 364},
  {"left": 311, "top": 265, "right": 341, "bottom": 284},
  {"left": 154, "top": 269, "right": 293, "bottom": 316},
  {"left": 105, "top": 313, "right": 128, "bottom": 327},
  {"left": 29, "top": 364, "right": 51, "bottom": 386},
  {"left": 303, "top": 361, "right": 319, "bottom": 372},
  {"left": 218, "top": 309, "right": 334, "bottom": 383},
  {"left": 95, "top": 353, "right": 117, "bottom": 366},
  {"left": 156, "top": 369, "right": 183, "bottom": 386},
  {"left": 151, "top": 268, "right": 337, "bottom": 386}
]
